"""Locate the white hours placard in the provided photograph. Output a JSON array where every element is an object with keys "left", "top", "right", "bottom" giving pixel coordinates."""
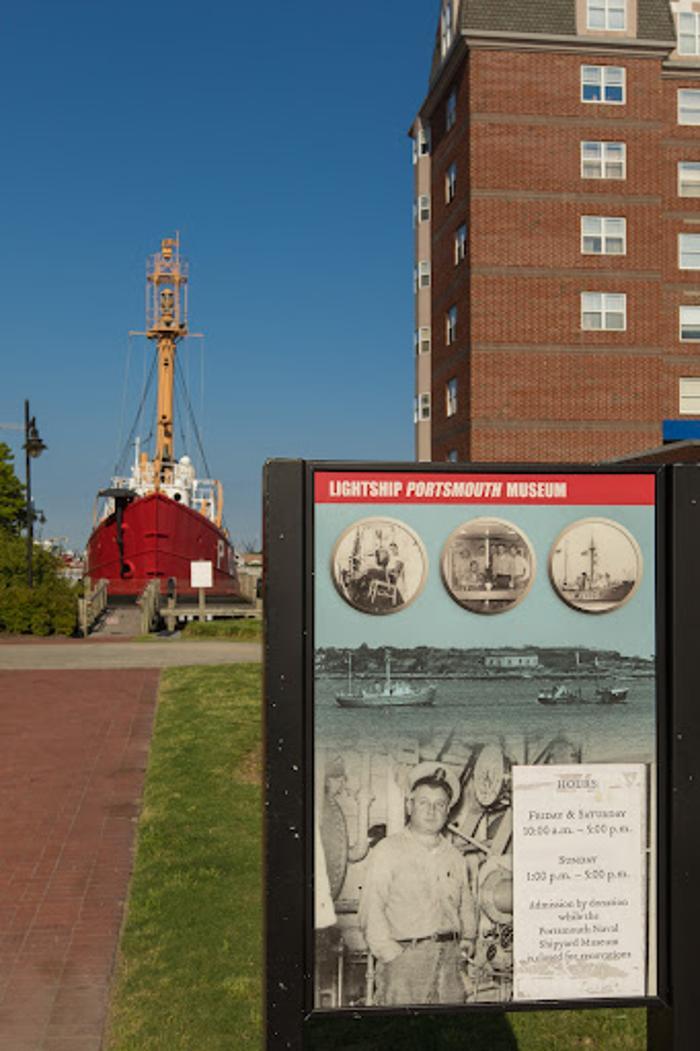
[{"left": 512, "top": 763, "right": 647, "bottom": 1001}]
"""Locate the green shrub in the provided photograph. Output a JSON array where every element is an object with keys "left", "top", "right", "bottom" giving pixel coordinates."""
[
  {"left": 0, "top": 585, "right": 33, "bottom": 634},
  {"left": 0, "top": 531, "right": 79, "bottom": 636}
]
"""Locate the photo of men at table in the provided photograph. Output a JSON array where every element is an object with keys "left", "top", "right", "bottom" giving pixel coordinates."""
[{"left": 441, "top": 518, "right": 535, "bottom": 614}]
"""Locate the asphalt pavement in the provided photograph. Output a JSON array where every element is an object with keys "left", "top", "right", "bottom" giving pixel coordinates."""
[{"left": 0, "top": 640, "right": 262, "bottom": 670}]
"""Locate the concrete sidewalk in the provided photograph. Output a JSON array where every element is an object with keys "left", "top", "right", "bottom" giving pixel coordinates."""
[
  {"left": 0, "top": 640, "right": 262, "bottom": 670},
  {"left": 0, "top": 668, "right": 160, "bottom": 1050}
]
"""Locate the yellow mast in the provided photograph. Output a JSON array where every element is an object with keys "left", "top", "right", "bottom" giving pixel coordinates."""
[{"left": 146, "top": 236, "right": 188, "bottom": 487}]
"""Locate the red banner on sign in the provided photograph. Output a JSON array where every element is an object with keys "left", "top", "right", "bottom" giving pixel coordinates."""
[{"left": 314, "top": 472, "right": 655, "bottom": 505}]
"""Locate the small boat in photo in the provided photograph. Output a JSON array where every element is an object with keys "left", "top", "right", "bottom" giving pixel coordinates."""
[
  {"left": 595, "top": 685, "right": 628, "bottom": 704},
  {"left": 537, "top": 683, "right": 628, "bottom": 706},
  {"left": 335, "top": 652, "right": 436, "bottom": 709}
]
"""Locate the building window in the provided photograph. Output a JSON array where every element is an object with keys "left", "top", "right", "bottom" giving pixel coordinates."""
[
  {"left": 581, "top": 292, "right": 626, "bottom": 330},
  {"left": 446, "top": 305, "right": 458, "bottom": 345},
  {"left": 680, "top": 307, "right": 700, "bottom": 341},
  {"left": 678, "top": 13, "right": 700, "bottom": 55},
  {"left": 440, "top": 0, "right": 453, "bottom": 58},
  {"left": 581, "top": 141, "right": 626, "bottom": 179},
  {"left": 679, "top": 234, "right": 700, "bottom": 269},
  {"left": 417, "top": 194, "right": 430, "bottom": 222},
  {"left": 679, "top": 90, "right": 700, "bottom": 125},
  {"left": 581, "top": 65, "right": 625, "bottom": 104},
  {"left": 412, "top": 125, "right": 431, "bottom": 164},
  {"left": 446, "top": 378, "right": 458, "bottom": 417},
  {"left": 414, "top": 393, "right": 431, "bottom": 423},
  {"left": 679, "top": 162, "right": 700, "bottom": 197},
  {"left": 447, "top": 449, "right": 458, "bottom": 462},
  {"left": 454, "top": 223, "right": 467, "bottom": 264},
  {"left": 414, "top": 260, "right": 431, "bottom": 292},
  {"left": 581, "top": 216, "right": 626, "bottom": 255},
  {"left": 445, "top": 162, "right": 457, "bottom": 203},
  {"left": 680, "top": 377, "right": 700, "bottom": 414},
  {"left": 446, "top": 88, "right": 457, "bottom": 130},
  {"left": 415, "top": 326, "right": 431, "bottom": 354},
  {"left": 587, "top": 0, "right": 625, "bottom": 31}
]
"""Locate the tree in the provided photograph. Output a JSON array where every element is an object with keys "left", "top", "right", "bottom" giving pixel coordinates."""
[
  {"left": 0, "top": 530, "right": 78, "bottom": 635},
  {"left": 0, "top": 442, "right": 24, "bottom": 533},
  {"left": 0, "top": 446, "right": 78, "bottom": 635}
]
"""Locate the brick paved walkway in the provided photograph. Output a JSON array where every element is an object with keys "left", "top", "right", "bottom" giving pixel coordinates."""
[{"left": 0, "top": 669, "right": 159, "bottom": 1050}]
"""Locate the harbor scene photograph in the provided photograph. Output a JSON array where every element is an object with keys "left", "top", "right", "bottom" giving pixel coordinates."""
[{"left": 315, "top": 644, "right": 656, "bottom": 765}]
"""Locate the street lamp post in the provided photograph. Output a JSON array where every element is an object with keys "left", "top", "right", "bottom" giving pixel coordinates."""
[{"left": 23, "top": 400, "right": 46, "bottom": 587}]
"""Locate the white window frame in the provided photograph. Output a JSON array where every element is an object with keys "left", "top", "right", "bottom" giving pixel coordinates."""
[
  {"left": 440, "top": 0, "right": 453, "bottom": 58},
  {"left": 680, "top": 307, "right": 700, "bottom": 342},
  {"left": 580, "top": 140, "right": 626, "bottom": 179},
  {"left": 678, "top": 162, "right": 700, "bottom": 197},
  {"left": 446, "top": 305, "right": 458, "bottom": 345},
  {"left": 581, "top": 292, "right": 627, "bottom": 331},
  {"left": 414, "top": 392, "right": 431, "bottom": 423},
  {"left": 454, "top": 223, "right": 467, "bottom": 264},
  {"left": 679, "top": 90, "right": 700, "bottom": 126},
  {"left": 415, "top": 326, "right": 431, "bottom": 354},
  {"left": 680, "top": 377, "right": 700, "bottom": 415},
  {"left": 412, "top": 126, "right": 431, "bottom": 164},
  {"left": 581, "top": 216, "right": 626, "bottom": 255},
  {"left": 414, "top": 259, "right": 431, "bottom": 292},
  {"left": 679, "top": 234, "right": 700, "bottom": 270},
  {"left": 445, "top": 162, "right": 457, "bottom": 203},
  {"left": 446, "top": 88, "right": 457, "bottom": 131},
  {"left": 678, "top": 12, "right": 700, "bottom": 56},
  {"left": 581, "top": 65, "right": 625, "bottom": 104},
  {"left": 586, "top": 0, "right": 626, "bottom": 32},
  {"left": 418, "top": 194, "right": 430, "bottom": 223},
  {"left": 446, "top": 377, "right": 458, "bottom": 417}
]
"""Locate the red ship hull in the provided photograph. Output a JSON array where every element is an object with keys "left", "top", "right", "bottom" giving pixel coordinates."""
[{"left": 86, "top": 492, "right": 239, "bottom": 597}]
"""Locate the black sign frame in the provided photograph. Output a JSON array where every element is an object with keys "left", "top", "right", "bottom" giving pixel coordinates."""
[{"left": 264, "top": 459, "right": 672, "bottom": 1051}]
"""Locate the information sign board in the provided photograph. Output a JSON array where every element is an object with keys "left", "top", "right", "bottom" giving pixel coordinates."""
[
  {"left": 264, "top": 462, "right": 668, "bottom": 1050},
  {"left": 512, "top": 763, "right": 647, "bottom": 1000},
  {"left": 190, "top": 560, "right": 213, "bottom": 589}
]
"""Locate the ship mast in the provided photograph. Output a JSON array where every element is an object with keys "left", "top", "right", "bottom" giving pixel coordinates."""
[{"left": 146, "top": 235, "right": 188, "bottom": 486}]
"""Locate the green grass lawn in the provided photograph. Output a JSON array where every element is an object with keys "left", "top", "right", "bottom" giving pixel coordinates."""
[
  {"left": 180, "top": 618, "right": 263, "bottom": 640},
  {"left": 105, "top": 664, "right": 262, "bottom": 1051},
  {"left": 105, "top": 664, "right": 646, "bottom": 1050}
]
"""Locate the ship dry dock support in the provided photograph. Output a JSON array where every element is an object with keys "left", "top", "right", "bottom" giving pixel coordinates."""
[{"left": 263, "top": 459, "right": 700, "bottom": 1051}]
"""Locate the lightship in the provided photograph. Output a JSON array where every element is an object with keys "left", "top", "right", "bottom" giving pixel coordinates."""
[{"left": 86, "top": 237, "right": 238, "bottom": 597}]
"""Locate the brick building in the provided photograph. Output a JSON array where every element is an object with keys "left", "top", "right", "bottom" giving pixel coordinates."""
[{"left": 411, "top": 0, "right": 700, "bottom": 462}]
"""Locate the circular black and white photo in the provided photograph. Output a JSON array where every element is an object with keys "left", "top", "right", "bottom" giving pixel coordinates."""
[
  {"left": 331, "top": 518, "right": 427, "bottom": 615},
  {"left": 441, "top": 518, "right": 535, "bottom": 614},
  {"left": 549, "top": 517, "right": 642, "bottom": 614}
]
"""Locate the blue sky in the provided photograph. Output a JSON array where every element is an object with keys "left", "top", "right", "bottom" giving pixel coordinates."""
[{"left": 0, "top": 0, "right": 438, "bottom": 550}]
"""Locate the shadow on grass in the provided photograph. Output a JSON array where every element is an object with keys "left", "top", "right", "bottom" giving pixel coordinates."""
[{"left": 307, "top": 1011, "right": 518, "bottom": 1050}]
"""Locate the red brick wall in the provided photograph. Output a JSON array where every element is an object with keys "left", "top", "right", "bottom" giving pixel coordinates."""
[{"left": 426, "top": 44, "right": 700, "bottom": 463}]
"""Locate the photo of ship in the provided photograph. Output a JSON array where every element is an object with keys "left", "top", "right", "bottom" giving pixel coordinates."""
[
  {"left": 335, "top": 651, "right": 436, "bottom": 709},
  {"left": 86, "top": 237, "right": 239, "bottom": 598},
  {"left": 549, "top": 518, "right": 642, "bottom": 614},
  {"left": 537, "top": 682, "right": 628, "bottom": 706}
]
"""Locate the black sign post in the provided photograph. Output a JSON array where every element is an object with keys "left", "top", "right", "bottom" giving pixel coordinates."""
[{"left": 647, "top": 465, "right": 700, "bottom": 1050}]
